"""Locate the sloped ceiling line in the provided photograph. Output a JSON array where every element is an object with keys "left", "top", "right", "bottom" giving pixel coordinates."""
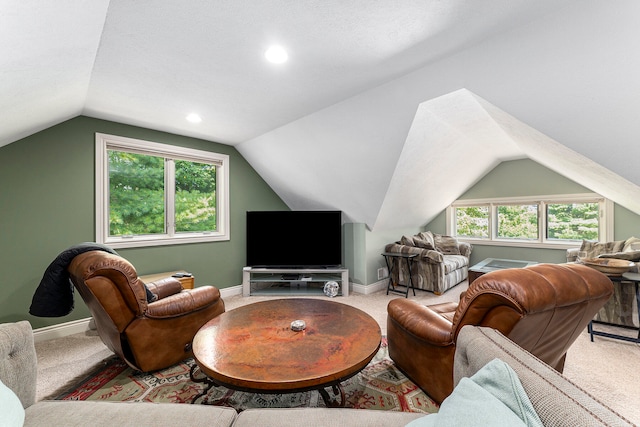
[
  {"left": 477, "top": 95, "right": 640, "bottom": 215},
  {"left": 374, "top": 89, "right": 640, "bottom": 231}
]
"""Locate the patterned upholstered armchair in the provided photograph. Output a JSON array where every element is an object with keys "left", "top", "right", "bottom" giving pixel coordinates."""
[
  {"left": 384, "top": 231, "right": 471, "bottom": 295},
  {"left": 567, "top": 237, "right": 640, "bottom": 328}
]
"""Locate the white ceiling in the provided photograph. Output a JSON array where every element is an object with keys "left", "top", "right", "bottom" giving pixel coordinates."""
[{"left": 3, "top": 0, "right": 640, "bottom": 230}]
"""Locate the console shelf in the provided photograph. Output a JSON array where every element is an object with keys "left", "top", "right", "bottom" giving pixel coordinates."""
[{"left": 242, "top": 267, "right": 349, "bottom": 297}]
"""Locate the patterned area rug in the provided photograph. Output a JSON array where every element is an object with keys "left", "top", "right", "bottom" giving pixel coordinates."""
[{"left": 54, "top": 338, "right": 438, "bottom": 414}]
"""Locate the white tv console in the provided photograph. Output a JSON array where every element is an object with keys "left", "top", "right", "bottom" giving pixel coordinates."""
[{"left": 242, "top": 267, "right": 349, "bottom": 297}]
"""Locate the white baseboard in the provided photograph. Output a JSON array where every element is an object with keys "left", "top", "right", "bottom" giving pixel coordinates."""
[
  {"left": 33, "top": 318, "right": 93, "bottom": 343},
  {"left": 220, "top": 284, "right": 243, "bottom": 298},
  {"left": 352, "top": 279, "right": 387, "bottom": 294}
]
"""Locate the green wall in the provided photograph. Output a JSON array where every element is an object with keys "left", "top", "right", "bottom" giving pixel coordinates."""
[
  {"left": 425, "top": 159, "right": 640, "bottom": 266},
  {"left": 343, "top": 223, "right": 366, "bottom": 285},
  {"left": 0, "top": 116, "right": 288, "bottom": 328},
  {"left": 344, "top": 223, "right": 422, "bottom": 287},
  {"left": 363, "top": 226, "right": 422, "bottom": 287},
  {"left": 460, "top": 159, "right": 590, "bottom": 199}
]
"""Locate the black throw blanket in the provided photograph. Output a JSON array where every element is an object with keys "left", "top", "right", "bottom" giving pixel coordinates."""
[{"left": 29, "top": 243, "right": 118, "bottom": 317}]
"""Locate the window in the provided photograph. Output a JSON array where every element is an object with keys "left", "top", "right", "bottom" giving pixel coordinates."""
[
  {"left": 96, "top": 133, "right": 229, "bottom": 248},
  {"left": 447, "top": 194, "right": 611, "bottom": 249},
  {"left": 496, "top": 203, "right": 538, "bottom": 240},
  {"left": 455, "top": 206, "right": 489, "bottom": 238},
  {"left": 546, "top": 202, "right": 599, "bottom": 241}
]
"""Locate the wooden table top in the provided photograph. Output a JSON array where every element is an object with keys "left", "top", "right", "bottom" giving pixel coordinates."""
[{"left": 192, "top": 298, "right": 381, "bottom": 393}]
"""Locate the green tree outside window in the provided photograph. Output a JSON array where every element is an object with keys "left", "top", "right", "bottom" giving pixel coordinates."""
[
  {"left": 108, "top": 150, "right": 217, "bottom": 237},
  {"left": 497, "top": 204, "right": 538, "bottom": 240},
  {"left": 454, "top": 201, "right": 599, "bottom": 242},
  {"left": 456, "top": 206, "right": 489, "bottom": 238},
  {"left": 547, "top": 203, "right": 598, "bottom": 240}
]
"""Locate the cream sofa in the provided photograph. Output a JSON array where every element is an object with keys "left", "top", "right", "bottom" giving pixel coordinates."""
[{"left": 0, "top": 321, "right": 632, "bottom": 426}]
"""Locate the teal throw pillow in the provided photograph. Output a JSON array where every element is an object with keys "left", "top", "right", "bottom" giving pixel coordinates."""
[
  {"left": 406, "top": 358, "right": 543, "bottom": 427},
  {"left": 0, "top": 378, "right": 25, "bottom": 427}
]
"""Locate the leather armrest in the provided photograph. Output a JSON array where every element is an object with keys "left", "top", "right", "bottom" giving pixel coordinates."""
[
  {"left": 145, "top": 286, "right": 221, "bottom": 318},
  {"left": 387, "top": 299, "right": 454, "bottom": 345},
  {"left": 144, "top": 277, "right": 183, "bottom": 299}
]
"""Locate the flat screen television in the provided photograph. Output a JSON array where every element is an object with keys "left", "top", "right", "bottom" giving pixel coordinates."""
[{"left": 246, "top": 210, "right": 342, "bottom": 268}]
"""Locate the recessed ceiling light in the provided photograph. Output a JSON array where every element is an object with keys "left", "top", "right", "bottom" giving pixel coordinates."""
[
  {"left": 265, "top": 45, "right": 288, "bottom": 64},
  {"left": 186, "top": 113, "right": 202, "bottom": 123}
]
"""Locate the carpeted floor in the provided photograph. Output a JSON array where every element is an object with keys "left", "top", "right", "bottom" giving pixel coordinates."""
[
  {"left": 51, "top": 338, "right": 438, "bottom": 413},
  {"left": 35, "top": 287, "right": 640, "bottom": 423}
]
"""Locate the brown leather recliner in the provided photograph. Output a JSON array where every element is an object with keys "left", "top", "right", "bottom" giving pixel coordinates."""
[
  {"left": 387, "top": 263, "right": 613, "bottom": 404},
  {"left": 68, "top": 250, "right": 225, "bottom": 372}
]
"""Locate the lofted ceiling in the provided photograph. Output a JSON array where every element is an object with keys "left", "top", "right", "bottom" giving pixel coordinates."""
[{"left": 3, "top": 0, "right": 640, "bottom": 230}]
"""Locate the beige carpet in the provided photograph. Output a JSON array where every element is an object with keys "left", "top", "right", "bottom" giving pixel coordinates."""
[{"left": 35, "top": 286, "right": 640, "bottom": 424}]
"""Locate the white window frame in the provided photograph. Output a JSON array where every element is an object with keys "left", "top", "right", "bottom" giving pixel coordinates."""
[
  {"left": 446, "top": 193, "right": 613, "bottom": 249},
  {"left": 96, "top": 133, "right": 230, "bottom": 248}
]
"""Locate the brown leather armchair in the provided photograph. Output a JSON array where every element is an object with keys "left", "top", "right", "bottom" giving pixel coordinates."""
[
  {"left": 387, "top": 263, "right": 613, "bottom": 404},
  {"left": 68, "top": 250, "right": 225, "bottom": 372}
]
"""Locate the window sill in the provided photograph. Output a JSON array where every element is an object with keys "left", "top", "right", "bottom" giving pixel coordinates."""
[
  {"left": 458, "top": 238, "right": 579, "bottom": 251},
  {"left": 104, "top": 234, "right": 230, "bottom": 249}
]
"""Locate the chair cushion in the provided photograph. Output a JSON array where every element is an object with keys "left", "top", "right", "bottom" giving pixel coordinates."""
[
  {"left": 442, "top": 255, "right": 468, "bottom": 274},
  {"left": 579, "top": 239, "right": 625, "bottom": 258},
  {"left": 413, "top": 237, "right": 435, "bottom": 250},
  {"left": 416, "top": 231, "right": 436, "bottom": 249},
  {"left": 434, "top": 235, "right": 461, "bottom": 255},
  {"left": 234, "top": 408, "right": 423, "bottom": 427},
  {"left": 427, "top": 302, "right": 458, "bottom": 323},
  {"left": 401, "top": 235, "right": 416, "bottom": 246},
  {"left": 25, "top": 401, "right": 236, "bottom": 427}
]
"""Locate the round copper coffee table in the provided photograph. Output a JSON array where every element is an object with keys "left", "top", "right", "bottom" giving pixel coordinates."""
[{"left": 190, "top": 298, "right": 381, "bottom": 406}]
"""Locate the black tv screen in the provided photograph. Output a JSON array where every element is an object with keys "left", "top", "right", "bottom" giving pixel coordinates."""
[{"left": 246, "top": 210, "right": 342, "bottom": 268}]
